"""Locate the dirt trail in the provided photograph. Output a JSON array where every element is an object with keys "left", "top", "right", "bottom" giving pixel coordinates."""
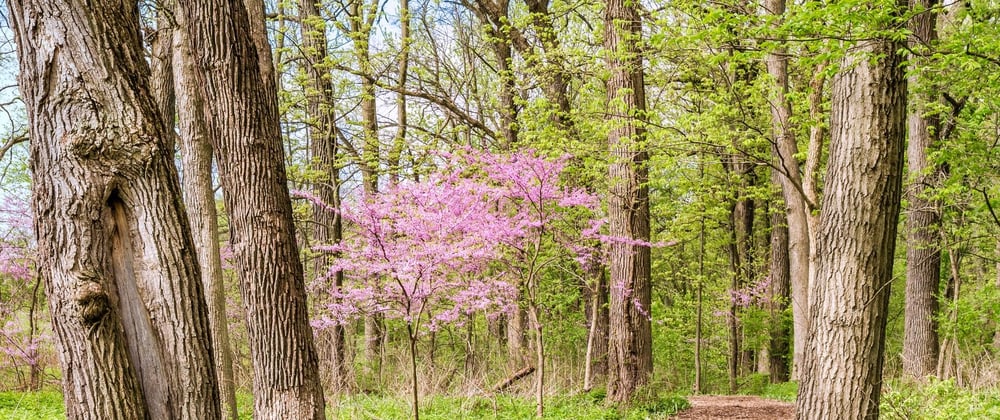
[{"left": 671, "top": 395, "right": 794, "bottom": 419}]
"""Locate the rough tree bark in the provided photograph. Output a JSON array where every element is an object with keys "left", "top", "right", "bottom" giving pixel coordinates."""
[
  {"left": 174, "top": 0, "right": 327, "bottom": 417},
  {"left": 767, "top": 174, "right": 791, "bottom": 383},
  {"left": 795, "top": 21, "right": 907, "bottom": 419},
  {"left": 170, "top": 12, "right": 242, "bottom": 419},
  {"left": 300, "top": 0, "right": 350, "bottom": 393},
  {"left": 764, "top": 0, "right": 814, "bottom": 380},
  {"left": 10, "top": 0, "right": 221, "bottom": 417},
  {"left": 604, "top": 0, "right": 653, "bottom": 403},
  {"left": 902, "top": 0, "right": 942, "bottom": 380}
]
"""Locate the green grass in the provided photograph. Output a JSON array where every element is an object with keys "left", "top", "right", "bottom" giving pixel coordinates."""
[
  {"left": 881, "top": 378, "right": 1000, "bottom": 420},
  {"left": 0, "top": 390, "right": 687, "bottom": 419},
  {"left": 0, "top": 390, "right": 64, "bottom": 420},
  {"left": 330, "top": 392, "right": 689, "bottom": 419},
  {"left": 738, "top": 374, "right": 798, "bottom": 402}
]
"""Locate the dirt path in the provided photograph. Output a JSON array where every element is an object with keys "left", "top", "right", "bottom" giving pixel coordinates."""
[{"left": 672, "top": 396, "right": 794, "bottom": 419}]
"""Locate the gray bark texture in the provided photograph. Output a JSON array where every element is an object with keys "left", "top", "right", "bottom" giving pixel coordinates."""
[
  {"left": 764, "top": 0, "right": 813, "bottom": 380},
  {"left": 170, "top": 14, "right": 242, "bottom": 419},
  {"left": 300, "top": 0, "right": 350, "bottom": 393},
  {"left": 10, "top": 0, "right": 221, "bottom": 418},
  {"left": 795, "top": 31, "right": 907, "bottom": 419},
  {"left": 173, "top": 0, "right": 327, "bottom": 417},
  {"left": 604, "top": 0, "right": 653, "bottom": 403},
  {"left": 902, "top": 0, "right": 943, "bottom": 380}
]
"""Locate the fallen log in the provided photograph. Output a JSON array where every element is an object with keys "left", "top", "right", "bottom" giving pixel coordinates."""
[{"left": 492, "top": 365, "right": 536, "bottom": 393}]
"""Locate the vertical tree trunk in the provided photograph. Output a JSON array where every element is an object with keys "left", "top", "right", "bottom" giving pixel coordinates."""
[
  {"left": 694, "top": 194, "right": 706, "bottom": 394},
  {"left": 604, "top": 0, "right": 652, "bottom": 403},
  {"left": 300, "top": 0, "right": 350, "bottom": 393},
  {"left": 388, "top": 0, "right": 411, "bottom": 184},
  {"left": 10, "top": 0, "right": 221, "bottom": 417},
  {"left": 171, "top": 16, "right": 242, "bottom": 420},
  {"left": 795, "top": 24, "right": 907, "bottom": 420},
  {"left": 345, "top": 0, "right": 386, "bottom": 372},
  {"left": 767, "top": 177, "right": 791, "bottom": 383},
  {"left": 174, "top": 0, "right": 327, "bottom": 417},
  {"left": 764, "top": 0, "right": 814, "bottom": 379},
  {"left": 583, "top": 258, "right": 609, "bottom": 391},
  {"left": 902, "top": 0, "right": 943, "bottom": 380}
]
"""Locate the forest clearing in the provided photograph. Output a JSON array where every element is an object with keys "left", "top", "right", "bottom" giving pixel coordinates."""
[{"left": 2, "top": 0, "right": 1000, "bottom": 418}]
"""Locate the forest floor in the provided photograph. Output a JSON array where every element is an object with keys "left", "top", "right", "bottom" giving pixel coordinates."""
[{"left": 671, "top": 395, "right": 794, "bottom": 419}]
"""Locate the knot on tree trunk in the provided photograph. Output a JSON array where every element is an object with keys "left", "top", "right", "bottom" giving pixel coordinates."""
[{"left": 76, "top": 278, "right": 110, "bottom": 324}]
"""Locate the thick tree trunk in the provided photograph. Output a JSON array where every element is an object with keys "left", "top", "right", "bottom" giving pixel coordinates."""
[
  {"left": 604, "top": 0, "right": 652, "bottom": 403},
  {"left": 902, "top": 0, "right": 942, "bottom": 380},
  {"left": 767, "top": 178, "right": 791, "bottom": 383},
  {"left": 10, "top": 0, "right": 221, "bottom": 418},
  {"left": 764, "top": 0, "right": 813, "bottom": 379},
  {"left": 300, "top": 0, "right": 350, "bottom": 393},
  {"left": 174, "top": 0, "right": 327, "bottom": 418},
  {"left": 171, "top": 18, "right": 241, "bottom": 420},
  {"left": 795, "top": 30, "right": 907, "bottom": 419}
]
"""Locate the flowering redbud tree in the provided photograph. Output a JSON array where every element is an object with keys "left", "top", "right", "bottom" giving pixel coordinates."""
[{"left": 299, "top": 148, "right": 605, "bottom": 419}]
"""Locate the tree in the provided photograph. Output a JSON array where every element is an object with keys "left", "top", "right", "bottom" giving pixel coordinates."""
[
  {"left": 604, "top": 0, "right": 653, "bottom": 403},
  {"left": 169, "top": 7, "right": 242, "bottom": 417},
  {"left": 795, "top": 3, "right": 908, "bottom": 417},
  {"left": 9, "top": 0, "right": 221, "bottom": 417},
  {"left": 764, "top": 0, "right": 816, "bottom": 379},
  {"left": 902, "top": 0, "right": 943, "bottom": 380},
  {"left": 766, "top": 175, "right": 791, "bottom": 383},
  {"left": 300, "top": 0, "right": 350, "bottom": 393},
  {"left": 173, "top": 0, "right": 326, "bottom": 417},
  {"left": 306, "top": 167, "right": 518, "bottom": 420}
]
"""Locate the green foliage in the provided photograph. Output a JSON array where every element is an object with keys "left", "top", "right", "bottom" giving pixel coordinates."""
[
  {"left": 881, "top": 379, "right": 1000, "bottom": 420},
  {"left": 330, "top": 393, "right": 688, "bottom": 419},
  {"left": 0, "top": 391, "right": 64, "bottom": 420}
]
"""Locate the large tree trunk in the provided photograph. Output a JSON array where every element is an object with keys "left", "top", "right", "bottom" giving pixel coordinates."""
[
  {"left": 764, "top": 0, "right": 813, "bottom": 379},
  {"left": 902, "top": 0, "right": 942, "bottom": 380},
  {"left": 795, "top": 27, "right": 907, "bottom": 420},
  {"left": 767, "top": 176, "right": 791, "bottom": 383},
  {"left": 300, "top": 0, "right": 350, "bottom": 393},
  {"left": 10, "top": 0, "right": 221, "bottom": 418},
  {"left": 174, "top": 0, "right": 327, "bottom": 418},
  {"left": 171, "top": 15, "right": 241, "bottom": 419},
  {"left": 604, "top": 0, "right": 652, "bottom": 403}
]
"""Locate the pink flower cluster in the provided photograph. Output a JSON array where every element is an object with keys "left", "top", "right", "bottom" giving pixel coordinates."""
[
  {"left": 298, "top": 149, "right": 605, "bottom": 335},
  {"left": 729, "top": 275, "right": 772, "bottom": 307}
]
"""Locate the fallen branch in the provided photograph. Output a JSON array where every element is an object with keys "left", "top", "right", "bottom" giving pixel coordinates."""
[{"left": 492, "top": 365, "right": 535, "bottom": 393}]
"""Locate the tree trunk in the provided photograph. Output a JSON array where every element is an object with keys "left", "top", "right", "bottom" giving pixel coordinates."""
[
  {"left": 171, "top": 15, "right": 242, "bottom": 419},
  {"left": 764, "top": 0, "right": 813, "bottom": 380},
  {"left": 507, "top": 284, "right": 529, "bottom": 366},
  {"left": 795, "top": 29, "right": 907, "bottom": 420},
  {"left": 10, "top": 0, "right": 221, "bottom": 417},
  {"left": 300, "top": 0, "right": 350, "bottom": 394},
  {"left": 345, "top": 0, "right": 385, "bottom": 372},
  {"left": 902, "top": 0, "right": 943, "bottom": 380},
  {"left": 388, "top": 0, "right": 411, "bottom": 184},
  {"left": 583, "top": 256, "right": 609, "bottom": 391},
  {"left": 767, "top": 177, "right": 791, "bottom": 383},
  {"left": 174, "top": 0, "right": 327, "bottom": 418},
  {"left": 604, "top": 0, "right": 652, "bottom": 403}
]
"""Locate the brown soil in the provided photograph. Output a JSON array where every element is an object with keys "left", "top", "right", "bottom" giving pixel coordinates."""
[{"left": 671, "top": 396, "right": 794, "bottom": 419}]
